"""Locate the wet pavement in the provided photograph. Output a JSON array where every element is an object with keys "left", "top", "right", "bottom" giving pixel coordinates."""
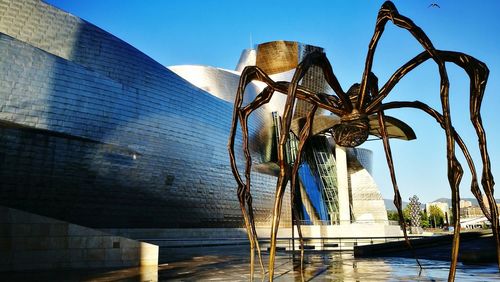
[{"left": 2, "top": 245, "right": 499, "bottom": 281}]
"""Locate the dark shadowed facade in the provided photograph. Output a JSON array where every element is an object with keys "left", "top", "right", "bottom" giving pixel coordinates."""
[
  {"left": 0, "top": 0, "right": 394, "bottom": 232},
  {"left": 0, "top": 0, "right": 284, "bottom": 228}
]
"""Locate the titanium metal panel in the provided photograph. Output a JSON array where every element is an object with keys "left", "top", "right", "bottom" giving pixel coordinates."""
[
  {"left": 0, "top": 0, "right": 291, "bottom": 228},
  {"left": 256, "top": 41, "right": 299, "bottom": 75}
]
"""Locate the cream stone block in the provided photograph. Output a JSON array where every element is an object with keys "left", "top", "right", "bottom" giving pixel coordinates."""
[{"left": 139, "top": 242, "right": 159, "bottom": 266}]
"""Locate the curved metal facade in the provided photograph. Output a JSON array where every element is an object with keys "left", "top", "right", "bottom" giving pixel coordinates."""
[
  {"left": 168, "top": 65, "right": 276, "bottom": 165},
  {"left": 0, "top": 0, "right": 289, "bottom": 228},
  {"left": 347, "top": 148, "right": 388, "bottom": 222},
  {"left": 0, "top": 0, "right": 389, "bottom": 230}
]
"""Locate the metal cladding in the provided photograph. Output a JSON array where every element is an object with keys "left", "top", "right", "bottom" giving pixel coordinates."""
[
  {"left": 254, "top": 41, "right": 331, "bottom": 118},
  {"left": 168, "top": 65, "right": 276, "bottom": 167},
  {"left": 346, "top": 148, "right": 388, "bottom": 221},
  {"left": 256, "top": 41, "right": 300, "bottom": 75},
  {"left": 0, "top": 0, "right": 388, "bottom": 230},
  {"left": 0, "top": 0, "right": 286, "bottom": 228}
]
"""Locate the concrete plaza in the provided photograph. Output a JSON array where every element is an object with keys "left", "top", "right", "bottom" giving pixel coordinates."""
[{"left": 2, "top": 245, "right": 499, "bottom": 281}]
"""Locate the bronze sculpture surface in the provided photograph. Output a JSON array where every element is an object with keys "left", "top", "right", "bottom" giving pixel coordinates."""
[{"left": 227, "top": 1, "right": 498, "bottom": 281}]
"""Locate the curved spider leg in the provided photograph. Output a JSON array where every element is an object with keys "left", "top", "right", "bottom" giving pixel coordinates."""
[
  {"left": 268, "top": 54, "right": 324, "bottom": 281},
  {"left": 443, "top": 53, "right": 499, "bottom": 268},
  {"left": 369, "top": 50, "right": 499, "bottom": 268},
  {"left": 305, "top": 51, "right": 351, "bottom": 112},
  {"left": 380, "top": 101, "right": 490, "bottom": 219},
  {"left": 238, "top": 111, "right": 259, "bottom": 278},
  {"left": 370, "top": 52, "right": 491, "bottom": 214},
  {"left": 228, "top": 66, "right": 280, "bottom": 278},
  {"left": 367, "top": 72, "right": 379, "bottom": 99},
  {"left": 381, "top": 101, "right": 499, "bottom": 269},
  {"left": 377, "top": 110, "right": 422, "bottom": 270},
  {"left": 290, "top": 104, "right": 318, "bottom": 274},
  {"left": 359, "top": 1, "right": 445, "bottom": 109},
  {"left": 228, "top": 73, "right": 257, "bottom": 279},
  {"left": 239, "top": 86, "right": 277, "bottom": 276},
  {"left": 359, "top": 4, "right": 463, "bottom": 278}
]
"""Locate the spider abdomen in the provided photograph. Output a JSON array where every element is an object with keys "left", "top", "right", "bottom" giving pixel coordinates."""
[{"left": 332, "top": 117, "right": 370, "bottom": 147}]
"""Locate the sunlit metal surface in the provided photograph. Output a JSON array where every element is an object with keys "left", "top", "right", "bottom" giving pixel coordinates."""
[
  {"left": 256, "top": 41, "right": 300, "bottom": 75},
  {"left": 235, "top": 48, "right": 257, "bottom": 73},
  {"left": 168, "top": 64, "right": 277, "bottom": 166},
  {"left": 168, "top": 65, "right": 257, "bottom": 104},
  {"left": 0, "top": 0, "right": 290, "bottom": 229}
]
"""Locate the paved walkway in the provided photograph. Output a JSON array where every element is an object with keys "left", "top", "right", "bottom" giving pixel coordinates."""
[{"left": 2, "top": 245, "right": 499, "bottom": 281}]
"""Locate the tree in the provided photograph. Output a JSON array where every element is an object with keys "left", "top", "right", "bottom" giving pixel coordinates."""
[
  {"left": 387, "top": 207, "right": 411, "bottom": 225},
  {"left": 387, "top": 210, "right": 399, "bottom": 221},
  {"left": 428, "top": 205, "right": 445, "bottom": 228},
  {"left": 420, "top": 210, "right": 430, "bottom": 228},
  {"left": 403, "top": 205, "right": 411, "bottom": 225}
]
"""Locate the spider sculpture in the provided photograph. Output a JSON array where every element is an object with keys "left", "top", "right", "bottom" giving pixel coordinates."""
[{"left": 228, "top": 1, "right": 498, "bottom": 281}]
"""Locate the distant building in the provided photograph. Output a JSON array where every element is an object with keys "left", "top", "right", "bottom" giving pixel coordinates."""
[
  {"left": 460, "top": 200, "right": 472, "bottom": 209},
  {"left": 460, "top": 206, "right": 485, "bottom": 218},
  {"left": 460, "top": 201, "right": 500, "bottom": 219}
]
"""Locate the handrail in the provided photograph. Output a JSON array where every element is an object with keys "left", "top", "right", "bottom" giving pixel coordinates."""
[
  {"left": 293, "top": 219, "right": 401, "bottom": 225},
  {"left": 138, "top": 235, "right": 425, "bottom": 242},
  {"left": 139, "top": 235, "right": 428, "bottom": 251}
]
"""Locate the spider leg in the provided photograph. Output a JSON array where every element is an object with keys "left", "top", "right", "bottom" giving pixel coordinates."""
[
  {"left": 359, "top": 1, "right": 445, "bottom": 109},
  {"left": 227, "top": 80, "right": 256, "bottom": 279},
  {"left": 381, "top": 101, "right": 490, "bottom": 219},
  {"left": 360, "top": 4, "right": 464, "bottom": 278},
  {"left": 371, "top": 50, "right": 499, "bottom": 269},
  {"left": 377, "top": 110, "right": 422, "bottom": 270},
  {"left": 301, "top": 51, "right": 351, "bottom": 112},
  {"left": 228, "top": 66, "right": 281, "bottom": 278},
  {"left": 237, "top": 112, "right": 259, "bottom": 278},
  {"left": 290, "top": 104, "right": 318, "bottom": 273},
  {"left": 379, "top": 102, "right": 464, "bottom": 280},
  {"left": 238, "top": 86, "right": 276, "bottom": 276},
  {"left": 268, "top": 53, "right": 330, "bottom": 281}
]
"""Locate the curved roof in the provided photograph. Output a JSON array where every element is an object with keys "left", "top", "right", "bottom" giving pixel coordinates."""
[{"left": 168, "top": 65, "right": 260, "bottom": 105}]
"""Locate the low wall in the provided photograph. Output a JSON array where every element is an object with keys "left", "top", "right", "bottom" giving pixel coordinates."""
[{"left": 0, "top": 206, "right": 158, "bottom": 271}]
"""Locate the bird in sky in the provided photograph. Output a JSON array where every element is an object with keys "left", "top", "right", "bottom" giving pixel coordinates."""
[{"left": 428, "top": 3, "right": 441, "bottom": 8}]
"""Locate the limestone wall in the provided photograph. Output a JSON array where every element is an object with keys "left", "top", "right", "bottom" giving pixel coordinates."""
[{"left": 0, "top": 205, "right": 158, "bottom": 271}]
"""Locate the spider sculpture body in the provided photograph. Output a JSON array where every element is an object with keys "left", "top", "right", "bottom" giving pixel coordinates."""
[{"left": 228, "top": 1, "right": 498, "bottom": 281}]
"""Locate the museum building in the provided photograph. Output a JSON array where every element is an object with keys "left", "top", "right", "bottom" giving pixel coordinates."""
[{"left": 0, "top": 0, "right": 412, "bottom": 232}]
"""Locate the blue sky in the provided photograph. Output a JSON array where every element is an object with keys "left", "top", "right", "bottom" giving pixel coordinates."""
[{"left": 45, "top": 0, "right": 500, "bottom": 204}]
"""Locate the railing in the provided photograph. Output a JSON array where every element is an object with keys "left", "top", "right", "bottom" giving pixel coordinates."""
[
  {"left": 141, "top": 235, "right": 425, "bottom": 251},
  {"left": 261, "top": 236, "right": 425, "bottom": 251},
  {"left": 294, "top": 219, "right": 400, "bottom": 226}
]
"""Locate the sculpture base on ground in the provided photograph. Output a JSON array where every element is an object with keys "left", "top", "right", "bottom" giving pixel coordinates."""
[{"left": 410, "top": 227, "right": 424, "bottom": 235}]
